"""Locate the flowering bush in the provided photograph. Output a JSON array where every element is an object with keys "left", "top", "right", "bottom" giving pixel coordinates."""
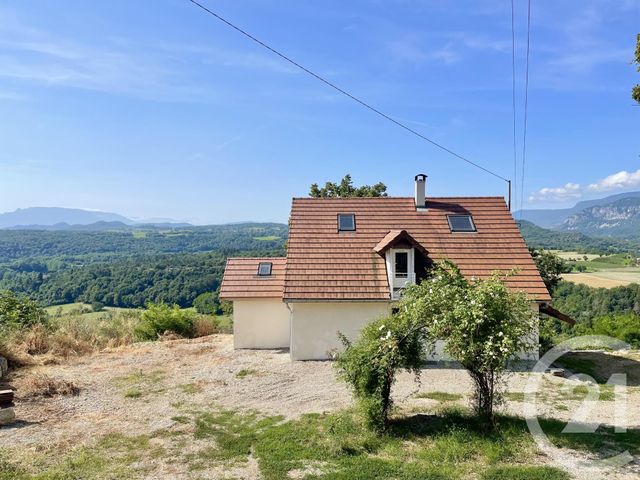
[
  {"left": 335, "top": 313, "right": 431, "bottom": 431},
  {"left": 401, "top": 261, "right": 537, "bottom": 427}
]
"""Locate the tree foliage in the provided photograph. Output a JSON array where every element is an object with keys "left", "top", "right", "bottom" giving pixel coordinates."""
[
  {"left": 193, "top": 291, "right": 218, "bottom": 315},
  {"left": 0, "top": 223, "right": 286, "bottom": 308},
  {"left": 551, "top": 281, "right": 640, "bottom": 326},
  {"left": 528, "top": 248, "right": 567, "bottom": 292},
  {"left": 309, "top": 174, "right": 387, "bottom": 198},
  {"left": 633, "top": 33, "right": 640, "bottom": 104}
]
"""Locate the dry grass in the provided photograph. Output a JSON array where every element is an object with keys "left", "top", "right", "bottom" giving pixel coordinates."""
[
  {"left": 14, "top": 372, "right": 80, "bottom": 399},
  {"left": 193, "top": 317, "right": 217, "bottom": 337},
  {"left": 0, "top": 312, "right": 140, "bottom": 367}
]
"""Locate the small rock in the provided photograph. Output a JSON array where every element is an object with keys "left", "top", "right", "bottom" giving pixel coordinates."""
[
  {"left": 0, "top": 407, "right": 16, "bottom": 426},
  {"left": 0, "top": 357, "right": 7, "bottom": 376},
  {"left": 545, "top": 368, "right": 565, "bottom": 377}
]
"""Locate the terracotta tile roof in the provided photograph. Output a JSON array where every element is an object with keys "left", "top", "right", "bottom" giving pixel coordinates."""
[
  {"left": 284, "top": 196, "right": 551, "bottom": 302},
  {"left": 219, "top": 257, "right": 286, "bottom": 299},
  {"left": 373, "top": 229, "right": 427, "bottom": 256}
]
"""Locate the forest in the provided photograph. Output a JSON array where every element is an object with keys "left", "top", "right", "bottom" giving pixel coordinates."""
[{"left": 0, "top": 223, "right": 286, "bottom": 308}]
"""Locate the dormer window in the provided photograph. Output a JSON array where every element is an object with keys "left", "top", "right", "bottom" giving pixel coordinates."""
[
  {"left": 448, "top": 214, "right": 476, "bottom": 232},
  {"left": 257, "top": 262, "right": 273, "bottom": 276},
  {"left": 338, "top": 214, "right": 356, "bottom": 232}
]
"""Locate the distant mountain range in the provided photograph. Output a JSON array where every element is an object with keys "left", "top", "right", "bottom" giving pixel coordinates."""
[
  {"left": 0, "top": 207, "right": 191, "bottom": 230},
  {"left": 515, "top": 191, "right": 640, "bottom": 239}
]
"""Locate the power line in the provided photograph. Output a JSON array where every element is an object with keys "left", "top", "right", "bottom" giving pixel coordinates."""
[
  {"left": 519, "top": 0, "right": 532, "bottom": 218},
  {"left": 186, "top": 0, "right": 510, "bottom": 183},
  {"left": 510, "top": 0, "right": 517, "bottom": 211}
]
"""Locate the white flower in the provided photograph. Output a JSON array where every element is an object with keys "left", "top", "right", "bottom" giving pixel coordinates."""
[
  {"left": 379, "top": 325, "right": 385, "bottom": 331},
  {"left": 498, "top": 331, "right": 503, "bottom": 337},
  {"left": 429, "top": 288, "right": 433, "bottom": 294},
  {"left": 470, "top": 300, "right": 475, "bottom": 305}
]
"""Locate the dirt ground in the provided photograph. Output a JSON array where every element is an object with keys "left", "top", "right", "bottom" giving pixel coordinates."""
[{"left": 2, "top": 334, "right": 639, "bottom": 479}]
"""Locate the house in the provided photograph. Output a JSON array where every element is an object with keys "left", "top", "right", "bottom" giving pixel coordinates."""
[{"left": 220, "top": 174, "right": 566, "bottom": 361}]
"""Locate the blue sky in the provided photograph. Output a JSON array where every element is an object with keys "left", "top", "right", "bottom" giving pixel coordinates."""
[{"left": 0, "top": 0, "right": 638, "bottom": 224}]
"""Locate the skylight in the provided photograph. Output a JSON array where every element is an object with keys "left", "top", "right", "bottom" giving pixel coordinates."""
[
  {"left": 447, "top": 215, "right": 476, "bottom": 232},
  {"left": 257, "top": 262, "right": 273, "bottom": 276},
  {"left": 338, "top": 214, "right": 356, "bottom": 231}
]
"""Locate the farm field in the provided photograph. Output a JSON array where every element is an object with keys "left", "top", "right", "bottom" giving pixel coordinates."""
[
  {"left": 562, "top": 268, "right": 640, "bottom": 288},
  {"left": 553, "top": 250, "right": 640, "bottom": 288},
  {"left": 1, "top": 334, "right": 640, "bottom": 479},
  {"left": 551, "top": 251, "right": 603, "bottom": 261}
]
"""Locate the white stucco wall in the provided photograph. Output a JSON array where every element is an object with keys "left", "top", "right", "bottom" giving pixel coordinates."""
[
  {"left": 233, "top": 299, "right": 290, "bottom": 349},
  {"left": 289, "top": 302, "right": 391, "bottom": 360}
]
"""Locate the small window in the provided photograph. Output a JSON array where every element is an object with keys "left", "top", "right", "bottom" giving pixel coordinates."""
[
  {"left": 395, "top": 251, "right": 408, "bottom": 278},
  {"left": 257, "top": 262, "right": 272, "bottom": 276},
  {"left": 338, "top": 214, "right": 356, "bottom": 231},
  {"left": 448, "top": 215, "right": 476, "bottom": 232}
]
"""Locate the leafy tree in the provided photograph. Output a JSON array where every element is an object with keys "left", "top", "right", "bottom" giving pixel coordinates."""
[
  {"left": 309, "top": 174, "right": 387, "bottom": 198},
  {"left": 193, "top": 291, "right": 218, "bottom": 315},
  {"left": 528, "top": 248, "right": 567, "bottom": 292},
  {"left": 0, "top": 290, "right": 47, "bottom": 329},
  {"left": 401, "top": 262, "right": 537, "bottom": 428},
  {"left": 134, "top": 302, "right": 196, "bottom": 340},
  {"left": 633, "top": 33, "right": 640, "bottom": 104}
]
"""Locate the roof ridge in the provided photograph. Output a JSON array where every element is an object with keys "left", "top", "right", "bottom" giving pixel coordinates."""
[{"left": 291, "top": 196, "right": 507, "bottom": 200}]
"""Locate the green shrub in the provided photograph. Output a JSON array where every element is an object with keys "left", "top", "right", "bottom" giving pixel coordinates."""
[
  {"left": 0, "top": 290, "right": 48, "bottom": 330},
  {"left": 134, "top": 303, "right": 195, "bottom": 341},
  {"left": 335, "top": 313, "right": 430, "bottom": 432},
  {"left": 91, "top": 301, "right": 105, "bottom": 312}
]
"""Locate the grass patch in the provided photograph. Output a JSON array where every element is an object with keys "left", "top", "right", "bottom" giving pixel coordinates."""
[
  {"left": 176, "top": 407, "right": 582, "bottom": 480},
  {"left": 124, "top": 388, "right": 143, "bottom": 399},
  {"left": 113, "top": 369, "right": 166, "bottom": 399},
  {"left": 179, "top": 383, "right": 202, "bottom": 394},
  {"left": 504, "top": 392, "right": 526, "bottom": 402},
  {"left": 235, "top": 368, "right": 257, "bottom": 379},
  {"left": 415, "top": 391, "right": 463, "bottom": 402},
  {"left": 4, "top": 405, "right": 637, "bottom": 479}
]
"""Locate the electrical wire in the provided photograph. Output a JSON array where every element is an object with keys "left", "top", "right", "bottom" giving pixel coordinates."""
[
  {"left": 519, "top": 0, "right": 532, "bottom": 218},
  {"left": 510, "top": 0, "right": 517, "bottom": 211},
  {"left": 186, "top": 0, "right": 510, "bottom": 183}
]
